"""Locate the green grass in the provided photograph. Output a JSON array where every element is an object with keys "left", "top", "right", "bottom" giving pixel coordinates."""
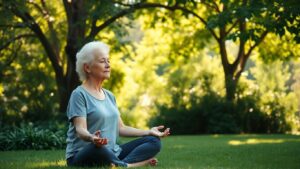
[{"left": 0, "top": 134, "right": 300, "bottom": 169}]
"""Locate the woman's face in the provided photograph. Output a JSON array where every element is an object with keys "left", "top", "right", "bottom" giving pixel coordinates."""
[{"left": 85, "top": 49, "right": 111, "bottom": 81}]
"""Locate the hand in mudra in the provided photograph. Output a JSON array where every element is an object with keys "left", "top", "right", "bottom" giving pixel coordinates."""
[
  {"left": 92, "top": 130, "right": 108, "bottom": 147},
  {"left": 149, "top": 125, "right": 170, "bottom": 137}
]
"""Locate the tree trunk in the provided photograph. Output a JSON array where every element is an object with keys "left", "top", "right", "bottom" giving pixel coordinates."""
[
  {"left": 57, "top": 79, "right": 68, "bottom": 113},
  {"left": 60, "top": 44, "right": 81, "bottom": 113},
  {"left": 224, "top": 73, "right": 238, "bottom": 101},
  {"left": 58, "top": 0, "right": 86, "bottom": 113},
  {"left": 218, "top": 32, "right": 238, "bottom": 102}
]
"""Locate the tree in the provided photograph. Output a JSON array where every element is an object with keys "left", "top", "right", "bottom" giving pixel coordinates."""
[
  {"left": 0, "top": 0, "right": 162, "bottom": 112},
  {"left": 113, "top": 0, "right": 300, "bottom": 101},
  {"left": 1, "top": 0, "right": 299, "bottom": 114}
]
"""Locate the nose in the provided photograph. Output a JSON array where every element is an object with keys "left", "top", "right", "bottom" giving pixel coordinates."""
[{"left": 105, "top": 61, "right": 110, "bottom": 68}]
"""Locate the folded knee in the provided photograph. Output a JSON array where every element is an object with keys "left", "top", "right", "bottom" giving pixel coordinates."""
[{"left": 144, "top": 136, "right": 161, "bottom": 152}]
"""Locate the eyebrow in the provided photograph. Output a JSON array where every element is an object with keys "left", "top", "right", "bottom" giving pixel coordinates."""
[{"left": 97, "top": 57, "right": 109, "bottom": 60}]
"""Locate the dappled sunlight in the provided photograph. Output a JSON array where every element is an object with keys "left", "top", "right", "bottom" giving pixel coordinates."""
[
  {"left": 28, "top": 159, "right": 66, "bottom": 168},
  {"left": 228, "top": 138, "right": 300, "bottom": 146},
  {"left": 172, "top": 144, "right": 186, "bottom": 149},
  {"left": 212, "top": 134, "right": 219, "bottom": 138}
]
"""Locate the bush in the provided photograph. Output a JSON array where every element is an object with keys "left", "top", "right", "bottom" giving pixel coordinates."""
[
  {"left": 150, "top": 93, "right": 240, "bottom": 134},
  {"left": 199, "top": 93, "right": 240, "bottom": 133},
  {"left": 150, "top": 105, "right": 205, "bottom": 135},
  {"left": 150, "top": 91, "right": 293, "bottom": 134},
  {"left": 0, "top": 123, "right": 66, "bottom": 150}
]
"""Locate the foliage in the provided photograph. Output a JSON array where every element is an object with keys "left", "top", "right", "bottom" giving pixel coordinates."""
[
  {"left": 0, "top": 42, "right": 60, "bottom": 126},
  {"left": 151, "top": 91, "right": 296, "bottom": 134},
  {"left": 0, "top": 123, "right": 66, "bottom": 150},
  {"left": 150, "top": 53, "right": 299, "bottom": 134},
  {"left": 249, "top": 59, "right": 299, "bottom": 133},
  {"left": 150, "top": 93, "right": 235, "bottom": 134},
  {"left": 291, "top": 62, "right": 300, "bottom": 132}
]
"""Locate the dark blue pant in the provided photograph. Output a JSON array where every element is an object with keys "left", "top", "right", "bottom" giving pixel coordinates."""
[{"left": 67, "top": 136, "right": 161, "bottom": 167}]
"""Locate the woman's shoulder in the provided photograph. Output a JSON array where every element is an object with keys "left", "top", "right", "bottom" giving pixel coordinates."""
[
  {"left": 102, "top": 88, "right": 117, "bottom": 104},
  {"left": 70, "top": 86, "right": 86, "bottom": 98},
  {"left": 102, "top": 88, "right": 115, "bottom": 98}
]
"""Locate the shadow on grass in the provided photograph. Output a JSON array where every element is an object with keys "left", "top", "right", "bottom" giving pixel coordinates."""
[{"left": 29, "top": 160, "right": 111, "bottom": 169}]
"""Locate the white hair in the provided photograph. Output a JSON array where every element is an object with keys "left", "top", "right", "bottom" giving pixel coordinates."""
[{"left": 76, "top": 41, "right": 110, "bottom": 82}]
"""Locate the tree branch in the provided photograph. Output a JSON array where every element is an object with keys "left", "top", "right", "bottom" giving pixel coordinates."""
[
  {"left": 3, "top": 42, "right": 22, "bottom": 68},
  {"left": 211, "top": 1, "right": 221, "bottom": 13},
  {"left": 62, "top": 0, "right": 72, "bottom": 26},
  {"left": 235, "top": 30, "right": 269, "bottom": 79},
  {"left": 40, "top": 0, "right": 61, "bottom": 61},
  {"left": 201, "top": 1, "right": 220, "bottom": 13},
  {"left": 28, "top": 0, "right": 60, "bottom": 59},
  {"left": 219, "top": 27, "right": 230, "bottom": 73},
  {"left": 0, "top": 23, "right": 27, "bottom": 28},
  {"left": 232, "top": 19, "right": 246, "bottom": 70},
  {"left": 245, "top": 30, "right": 268, "bottom": 57},
  {"left": 225, "top": 20, "right": 238, "bottom": 35},
  {"left": 86, "top": 2, "right": 219, "bottom": 41},
  {"left": 8, "top": 2, "right": 64, "bottom": 82},
  {"left": 0, "top": 33, "right": 35, "bottom": 51},
  {"left": 28, "top": 0, "right": 45, "bottom": 15}
]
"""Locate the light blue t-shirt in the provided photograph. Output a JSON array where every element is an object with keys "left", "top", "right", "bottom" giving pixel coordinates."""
[{"left": 65, "top": 85, "right": 122, "bottom": 159}]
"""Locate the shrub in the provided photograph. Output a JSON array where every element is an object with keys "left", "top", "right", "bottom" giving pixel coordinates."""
[
  {"left": 0, "top": 123, "right": 66, "bottom": 150},
  {"left": 150, "top": 93, "right": 240, "bottom": 134},
  {"left": 150, "top": 91, "right": 293, "bottom": 134}
]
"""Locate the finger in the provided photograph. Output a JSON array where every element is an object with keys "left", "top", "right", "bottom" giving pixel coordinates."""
[
  {"left": 94, "top": 139, "right": 102, "bottom": 147},
  {"left": 103, "top": 138, "right": 108, "bottom": 145},
  {"left": 93, "top": 137, "right": 101, "bottom": 143},
  {"left": 96, "top": 138, "right": 102, "bottom": 145},
  {"left": 94, "top": 137, "right": 101, "bottom": 141},
  {"left": 157, "top": 125, "right": 164, "bottom": 130},
  {"left": 100, "top": 138, "right": 105, "bottom": 145},
  {"left": 163, "top": 128, "right": 170, "bottom": 136},
  {"left": 94, "top": 130, "right": 101, "bottom": 137}
]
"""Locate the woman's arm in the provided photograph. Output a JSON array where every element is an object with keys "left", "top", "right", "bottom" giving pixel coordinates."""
[
  {"left": 118, "top": 116, "right": 170, "bottom": 137},
  {"left": 118, "top": 116, "right": 150, "bottom": 137},
  {"left": 73, "top": 117, "right": 108, "bottom": 146}
]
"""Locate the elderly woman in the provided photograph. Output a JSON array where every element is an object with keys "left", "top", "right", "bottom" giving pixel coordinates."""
[{"left": 65, "top": 41, "right": 170, "bottom": 168}]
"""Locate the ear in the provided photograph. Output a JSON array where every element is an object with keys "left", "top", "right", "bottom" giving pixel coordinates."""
[{"left": 83, "top": 63, "right": 91, "bottom": 73}]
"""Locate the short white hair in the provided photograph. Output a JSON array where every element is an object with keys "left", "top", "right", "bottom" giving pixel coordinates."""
[{"left": 76, "top": 41, "right": 110, "bottom": 82}]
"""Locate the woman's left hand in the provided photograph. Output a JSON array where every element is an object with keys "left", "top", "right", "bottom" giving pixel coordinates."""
[{"left": 149, "top": 125, "right": 170, "bottom": 137}]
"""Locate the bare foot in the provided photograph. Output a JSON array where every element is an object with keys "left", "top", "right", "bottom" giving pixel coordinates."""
[
  {"left": 127, "top": 157, "right": 158, "bottom": 167},
  {"left": 110, "top": 163, "right": 116, "bottom": 168},
  {"left": 148, "top": 158, "right": 158, "bottom": 166}
]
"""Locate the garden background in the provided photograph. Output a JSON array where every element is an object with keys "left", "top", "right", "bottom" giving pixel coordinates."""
[{"left": 0, "top": 0, "right": 300, "bottom": 168}]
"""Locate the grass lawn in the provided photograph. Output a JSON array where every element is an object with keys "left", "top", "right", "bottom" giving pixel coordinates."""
[{"left": 0, "top": 134, "right": 299, "bottom": 169}]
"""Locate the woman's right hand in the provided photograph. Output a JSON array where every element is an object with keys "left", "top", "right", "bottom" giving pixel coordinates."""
[{"left": 91, "top": 130, "right": 108, "bottom": 147}]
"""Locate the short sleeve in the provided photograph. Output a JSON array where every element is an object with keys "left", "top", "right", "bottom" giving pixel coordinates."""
[
  {"left": 111, "top": 95, "right": 117, "bottom": 106},
  {"left": 66, "top": 90, "right": 87, "bottom": 122},
  {"left": 104, "top": 89, "right": 117, "bottom": 106}
]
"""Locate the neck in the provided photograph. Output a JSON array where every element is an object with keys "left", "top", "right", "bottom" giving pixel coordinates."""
[{"left": 84, "top": 77, "right": 104, "bottom": 91}]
